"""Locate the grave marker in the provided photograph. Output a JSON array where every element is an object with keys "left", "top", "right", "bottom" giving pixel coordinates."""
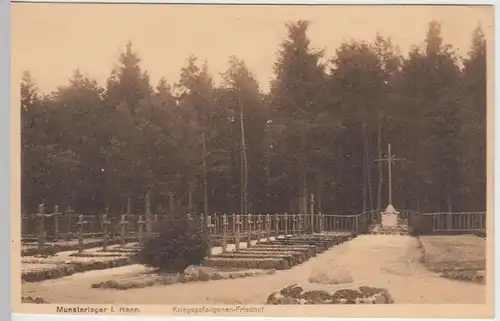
[
  {"left": 138, "top": 215, "right": 145, "bottom": 245},
  {"left": 119, "top": 214, "right": 127, "bottom": 247},
  {"left": 222, "top": 213, "right": 228, "bottom": 253},
  {"left": 64, "top": 206, "right": 74, "bottom": 241},
  {"left": 235, "top": 214, "right": 242, "bottom": 251},
  {"left": 284, "top": 213, "right": 289, "bottom": 237},
  {"left": 265, "top": 214, "right": 271, "bottom": 242},
  {"left": 77, "top": 214, "right": 87, "bottom": 253},
  {"left": 247, "top": 214, "right": 253, "bottom": 247},
  {"left": 256, "top": 214, "right": 262, "bottom": 244},
  {"left": 36, "top": 204, "right": 45, "bottom": 251},
  {"left": 53, "top": 204, "right": 60, "bottom": 241},
  {"left": 101, "top": 213, "right": 110, "bottom": 251}
]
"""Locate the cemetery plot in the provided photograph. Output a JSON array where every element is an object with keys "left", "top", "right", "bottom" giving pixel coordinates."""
[
  {"left": 206, "top": 233, "right": 353, "bottom": 270},
  {"left": 22, "top": 243, "right": 141, "bottom": 282}
]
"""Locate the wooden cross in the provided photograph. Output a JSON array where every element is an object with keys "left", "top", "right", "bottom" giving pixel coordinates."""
[
  {"left": 274, "top": 214, "right": 280, "bottom": 236},
  {"left": 137, "top": 215, "right": 146, "bottom": 245},
  {"left": 298, "top": 213, "right": 303, "bottom": 234},
  {"left": 119, "top": 214, "right": 128, "bottom": 247},
  {"left": 256, "top": 214, "right": 262, "bottom": 244},
  {"left": 246, "top": 214, "right": 253, "bottom": 247},
  {"left": 77, "top": 214, "right": 88, "bottom": 253},
  {"left": 374, "top": 143, "right": 407, "bottom": 206},
  {"left": 265, "top": 214, "right": 271, "bottom": 242},
  {"left": 284, "top": 213, "right": 289, "bottom": 237},
  {"left": 199, "top": 214, "right": 205, "bottom": 233},
  {"left": 207, "top": 215, "right": 215, "bottom": 235},
  {"left": 36, "top": 203, "right": 45, "bottom": 251},
  {"left": 222, "top": 213, "right": 228, "bottom": 252},
  {"left": 101, "top": 214, "right": 111, "bottom": 251},
  {"left": 64, "top": 206, "right": 74, "bottom": 241},
  {"left": 235, "top": 214, "right": 242, "bottom": 251}
]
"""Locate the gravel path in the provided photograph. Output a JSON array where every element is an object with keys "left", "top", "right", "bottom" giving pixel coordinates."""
[{"left": 22, "top": 235, "right": 485, "bottom": 304}]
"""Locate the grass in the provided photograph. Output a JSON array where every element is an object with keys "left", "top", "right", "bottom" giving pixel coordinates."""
[{"left": 419, "top": 235, "right": 486, "bottom": 283}]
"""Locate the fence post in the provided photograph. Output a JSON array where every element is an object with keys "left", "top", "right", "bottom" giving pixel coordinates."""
[
  {"left": 297, "top": 213, "right": 303, "bottom": 235},
  {"left": 138, "top": 215, "right": 145, "bottom": 245},
  {"left": 310, "top": 194, "right": 315, "bottom": 233},
  {"left": 206, "top": 215, "right": 213, "bottom": 258},
  {"left": 355, "top": 214, "right": 359, "bottom": 234},
  {"left": 101, "top": 213, "right": 110, "bottom": 251},
  {"left": 207, "top": 215, "right": 213, "bottom": 235},
  {"left": 247, "top": 214, "right": 253, "bottom": 248},
  {"left": 265, "top": 214, "right": 271, "bottom": 242},
  {"left": 232, "top": 213, "right": 236, "bottom": 236},
  {"left": 36, "top": 204, "right": 45, "bottom": 251},
  {"left": 284, "top": 213, "right": 288, "bottom": 238},
  {"left": 199, "top": 214, "right": 204, "bottom": 234},
  {"left": 274, "top": 214, "right": 280, "bottom": 237},
  {"left": 222, "top": 213, "right": 228, "bottom": 253},
  {"left": 318, "top": 212, "right": 323, "bottom": 233},
  {"left": 145, "top": 191, "right": 152, "bottom": 236},
  {"left": 256, "top": 214, "right": 262, "bottom": 244},
  {"left": 235, "top": 215, "right": 241, "bottom": 251},
  {"left": 53, "top": 204, "right": 60, "bottom": 241},
  {"left": 292, "top": 214, "right": 297, "bottom": 235},
  {"left": 64, "top": 206, "right": 73, "bottom": 241},
  {"left": 77, "top": 214, "right": 86, "bottom": 253},
  {"left": 119, "top": 214, "right": 127, "bottom": 247}
]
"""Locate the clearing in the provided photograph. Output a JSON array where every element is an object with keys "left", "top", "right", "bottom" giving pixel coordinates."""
[{"left": 22, "top": 234, "right": 486, "bottom": 305}]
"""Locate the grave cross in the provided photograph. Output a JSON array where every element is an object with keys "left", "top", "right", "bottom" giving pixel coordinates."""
[
  {"left": 235, "top": 214, "right": 242, "bottom": 251},
  {"left": 374, "top": 143, "right": 406, "bottom": 206},
  {"left": 222, "top": 213, "right": 228, "bottom": 252},
  {"left": 101, "top": 214, "right": 111, "bottom": 251}
]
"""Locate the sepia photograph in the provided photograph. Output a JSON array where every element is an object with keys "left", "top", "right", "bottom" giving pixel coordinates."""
[{"left": 12, "top": 3, "right": 493, "bottom": 318}]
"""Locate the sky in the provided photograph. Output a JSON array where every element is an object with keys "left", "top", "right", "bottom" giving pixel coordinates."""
[{"left": 12, "top": 4, "right": 493, "bottom": 94}]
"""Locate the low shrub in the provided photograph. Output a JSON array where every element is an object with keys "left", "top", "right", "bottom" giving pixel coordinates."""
[{"left": 135, "top": 215, "right": 210, "bottom": 272}]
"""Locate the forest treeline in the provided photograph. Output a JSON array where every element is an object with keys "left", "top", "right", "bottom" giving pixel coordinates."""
[{"left": 21, "top": 20, "right": 486, "bottom": 217}]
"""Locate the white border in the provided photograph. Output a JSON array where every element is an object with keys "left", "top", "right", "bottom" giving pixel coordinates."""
[{"left": 8, "top": 1, "right": 498, "bottom": 321}]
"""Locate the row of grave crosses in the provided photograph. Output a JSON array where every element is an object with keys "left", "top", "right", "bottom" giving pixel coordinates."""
[
  {"left": 31, "top": 204, "right": 325, "bottom": 254},
  {"left": 188, "top": 212, "right": 326, "bottom": 254},
  {"left": 32, "top": 204, "right": 157, "bottom": 253}
]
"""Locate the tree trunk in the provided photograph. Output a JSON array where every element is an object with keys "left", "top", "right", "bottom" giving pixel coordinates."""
[
  {"left": 169, "top": 192, "right": 174, "bottom": 214},
  {"left": 366, "top": 136, "right": 374, "bottom": 210},
  {"left": 362, "top": 122, "right": 367, "bottom": 213},
  {"left": 238, "top": 93, "right": 248, "bottom": 215},
  {"left": 316, "top": 174, "right": 323, "bottom": 213},
  {"left": 187, "top": 182, "right": 193, "bottom": 213},
  {"left": 126, "top": 195, "right": 132, "bottom": 214},
  {"left": 299, "top": 131, "right": 307, "bottom": 214},
  {"left": 377, "top": 116, "right": 384, "bottom": 218},
  {"left": 202, "top": 131, "right": 208, "bottom": 221}
]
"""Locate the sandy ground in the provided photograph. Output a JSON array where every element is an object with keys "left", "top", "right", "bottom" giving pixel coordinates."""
[{"left": 22, "top": 234, "right": 485, "bottom": 304}]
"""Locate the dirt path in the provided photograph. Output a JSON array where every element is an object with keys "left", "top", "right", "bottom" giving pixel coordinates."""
[{"left": 23, "top": 235, "right": 485, "bottom": 304}]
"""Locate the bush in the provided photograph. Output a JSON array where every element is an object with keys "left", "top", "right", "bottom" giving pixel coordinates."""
[{"left": 135, "top": 216, "right": 210, "bottom": 272}]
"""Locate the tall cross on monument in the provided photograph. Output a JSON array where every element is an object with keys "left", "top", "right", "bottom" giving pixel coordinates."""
[{"left": 374, "top": 143, "right": 406, "bottom": 206}]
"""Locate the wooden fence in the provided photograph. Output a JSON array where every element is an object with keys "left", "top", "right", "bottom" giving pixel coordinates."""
[
  {"left": 401, "top": 210, "right": 486, "bottom": 234},
  {"left": 21, "top": 204, "right": 376, "bottom": 253}
]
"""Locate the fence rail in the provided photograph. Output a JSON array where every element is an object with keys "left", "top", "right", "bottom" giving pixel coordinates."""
[
  {"left": 400, "top": 209, "right": 486, "bottom": 233},
  {"left": 21, "top": 204, "right": 376, "bottom": 253}
]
